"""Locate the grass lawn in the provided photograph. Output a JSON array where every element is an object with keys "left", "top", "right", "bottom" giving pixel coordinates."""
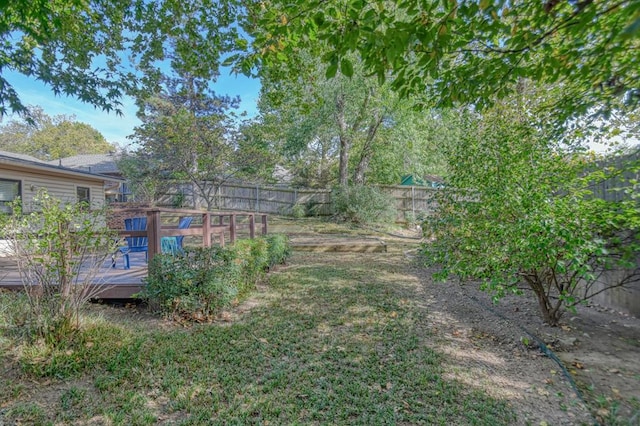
[{"left": 1, "top": 248, "right": 515, "bottom": 425}]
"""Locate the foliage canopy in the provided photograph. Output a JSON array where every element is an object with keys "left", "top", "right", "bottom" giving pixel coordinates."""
[
  {"left": 245, "top": 0, "right": 640, "bottom": 126},
  {"left": 0, "top": 107, "right": 114, "bottom": 160},
  {"left": 1, "top": 0, "right": 243, "bottom": 118}
]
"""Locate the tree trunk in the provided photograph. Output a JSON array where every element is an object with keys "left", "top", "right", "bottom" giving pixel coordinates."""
[
  {"left": 353, "top": 113, "right": 383, "bottom": 185},
  {"left": 336, "top": 92, "right": 350, "bottom": 186},
  {"left": 524, "top": 271, "right": 562, "bottom": 327}
]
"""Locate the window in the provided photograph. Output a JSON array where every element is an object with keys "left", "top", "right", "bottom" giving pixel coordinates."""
[
  {"left": 76, "top": 186, "right": 90, "bottom": 206},
  {"left": 0, "top": 179, "right": 21, "bottom": 214}
]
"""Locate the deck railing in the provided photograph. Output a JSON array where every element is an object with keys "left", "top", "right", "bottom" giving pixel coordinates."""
[{"left": 112, "top": 208, "right": 268, "bottom": 263}]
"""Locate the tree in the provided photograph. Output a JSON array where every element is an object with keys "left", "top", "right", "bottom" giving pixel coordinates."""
[
  {"left": 255, "top": 52, "right": 449, "bottom": 187},
  {"left": 257, "top": 53, "right": 389, "bottom": 186},
  {"left": 366, "top": 106, "right": 455, "bottom": 185},
  {"left": 129, "top": 72, "right": 271, "bottom": 210},
  {"left": 116, "top": 150, "right": 172, "bottom": 205},
  {"left": 423, "top": 89, "right": 640, "bottom": 326},
  {"left": 0, "top": 106, "right": 115, "bottom": 160},
  {"left": 0, "top": 0, "right": 243, "bottom": 118},
  {"left": 244, "top": 0, "right": 640, "bottom": 128}
]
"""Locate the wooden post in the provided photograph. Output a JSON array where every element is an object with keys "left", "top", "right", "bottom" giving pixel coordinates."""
[
  {"left": 229, "top": 214, "right": 236, "bottom": 243},
  {"left": 261, "top": 214, "right": 268, "bottom": 235},
  {"left": 147, "top": 209, "right": 162, "bottom": 263},
  {"left": 202, "top": 212, "right": 211, "bottom": 247},
  {"left": 249, "top": 214, "right": 255, "bottom": 239},
  {"left": 412, "top": 186, "right": 415, "bottom": 219}
]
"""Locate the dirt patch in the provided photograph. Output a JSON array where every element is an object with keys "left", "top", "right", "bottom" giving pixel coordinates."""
[
  {"left": 411, "top": 265, "right": 640, "bottom": 425},
  {"left": 382, "top": 229, "right": 640, "bottom": 425}
]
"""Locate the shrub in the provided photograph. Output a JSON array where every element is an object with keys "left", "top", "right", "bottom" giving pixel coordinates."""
[
  {"left": 290, "top": 203, "right": 306, "bottom": 218},
  {"left": 423, "top": 99, "right": 640, "bottom": 326},
  {"left": 2, "top": 190, "right": 116, "bottom": 342},
  {"left": 141, "top": 234, "right": 290, "bottom": 321},
  {"left": 332, "top": 185, "right": 397, "bottom": 225},
  {"left": 265, "top": 234, "right": 291, "bottom": 267}
]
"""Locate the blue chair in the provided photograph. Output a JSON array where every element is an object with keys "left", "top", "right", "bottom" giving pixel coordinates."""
[
  {"left": 117, "top": 216, "right": 148, "bottom": 269},
  {"left": 175, "top": 216, "right": 193, "bottom": 251},
  {"left": 161, "top": 216, "right": 193, "bottom": 255}
]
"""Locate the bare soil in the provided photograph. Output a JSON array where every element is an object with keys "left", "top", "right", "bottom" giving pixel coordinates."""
[
  {"left": 367, "top": 226, "right": 640, "bottom": 425},
  {"left": 412, "top": 263, "right": 640, "bottom": 425}
]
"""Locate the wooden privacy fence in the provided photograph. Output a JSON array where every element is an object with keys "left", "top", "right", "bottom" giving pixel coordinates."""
[
  {"left": 160, "top": 183, "right": 439, "bottom": 221},
  {"left": 111, "top": 208, "right": 268, "bottom": 264},
  {"left": 587, "top": 149, "right": 640, "bottom": 202},
  {"left": 156, "top": 153, "right": 637, "bottom": 222}
]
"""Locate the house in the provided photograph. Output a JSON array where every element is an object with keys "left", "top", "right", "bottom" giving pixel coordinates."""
[
  {"left": 0, "top": 150, "right": 123, "bottom": 213},
  {"left": 48, "top": 152, "right": 129, "bottom": 202}
]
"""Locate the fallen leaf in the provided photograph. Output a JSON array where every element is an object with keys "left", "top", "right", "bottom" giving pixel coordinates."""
[
  {"left": 550, "top": 369, "right": 557, "bottom": 375},
  {"left": 572, "top": 361, "right": 584, "bottom": 369},
  {"left": 537, "top": 388, "right": 550, "bottom": 397}
]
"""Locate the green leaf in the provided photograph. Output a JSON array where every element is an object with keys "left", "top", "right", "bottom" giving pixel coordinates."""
[
  {"left": 326, "top": 62, "right": 338, "bottom": 78},
  {"left": 340, "top": 58, "right": 354, "bottom": 77},
  {"left": 313, "top": 12, "right": 325, "bottom": 27}
]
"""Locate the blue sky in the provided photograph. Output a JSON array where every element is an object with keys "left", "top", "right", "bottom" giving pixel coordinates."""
[{"left": 3, "top": 70, "right": 261, "bottom": 149}]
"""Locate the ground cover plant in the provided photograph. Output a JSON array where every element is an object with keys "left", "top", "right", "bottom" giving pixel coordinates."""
[{"left": 0, "top": 249, "right": 515, "bottom": 425}]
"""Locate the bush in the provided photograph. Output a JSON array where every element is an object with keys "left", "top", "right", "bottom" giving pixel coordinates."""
[
  {"left": 265, "top": 234, "right": 291, "bottom": 267},
  {"left": 423, "top": 98, "right": 640, "bottom": 326},
  {"left": 141, "top": 234, "right": 290, "bottom": 321},
  {"left": 290, "top": 203, "right": 306, "bottom": 218},
  {"left": 1, "top": 190, "right": 116, "bottom": 342},
  {"left": 332, "top": 185, "right": 397, "bottom": 225}
]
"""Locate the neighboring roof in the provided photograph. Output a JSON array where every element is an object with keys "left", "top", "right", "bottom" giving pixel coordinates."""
[
  {"left": 273, "top": 165, "right": 293, "bottom": 183},
  {"left": 48, "top": 152, "right": 121, "bottom": 175},
  {"left": 0, "top": 150, "right": 123, "bottom": 182},
  {"left": 0, "top": 150, "right": 47, "bottom": 164},
  {"left": 423, "top": 174, "right": 444, "bottom": 183}
]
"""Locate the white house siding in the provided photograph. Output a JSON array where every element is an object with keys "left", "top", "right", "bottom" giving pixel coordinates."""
[{"left": 0, "top": 168, "right": 106, "bottom": 212}]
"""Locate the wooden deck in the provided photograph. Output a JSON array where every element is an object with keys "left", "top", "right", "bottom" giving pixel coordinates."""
[
  {"left": 0, "top": 207, "right": 269, "bottom": 299},
  {"left": 0, "top": 253, "right": 149, "bottom": 299}
]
